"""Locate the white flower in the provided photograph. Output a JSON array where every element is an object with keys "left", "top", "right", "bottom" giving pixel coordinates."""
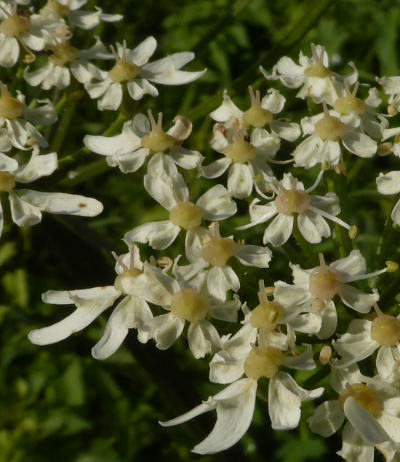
[
  {"left": 332, "top": 304, "right": 400, "bottom": 374},
  {"left": 293, "top": 103, "right": 377, "bottom": 169},
  {"left": 236, "top": 172, "right": 351, "bottom": 247},
  {"left": 377, "top": 75, "right": 400, "bottom": 114},
  {"left": 261, "top": 43, "right": 358, "bottom": 105},
  {"left": 202, "top": 117, "right": 280, "bottom": 199},
  {"left": 273, "top": 251, "right": 386, "bottom": 339},
  {"left": 84, "top": 111, "right": 203, "bottom": 173},
  {"left": 210, "top": 86, "right": 301, "bottom": 141},
  {"left": 24, "top": 37, "right": 112, "bottom": 90},
  {"left": 0, "top": 147, "right": 103, "bottom": 237},
  {"left": 40, "top": 0, "right": 122, "bottom": 30},
  {"left": 28, "top": 245, "right": 172, "bottom": 359},
  {"left": 0, "top": 1, "right": 64, "bottom": 67},
  {"left": 85, "top": 39, "right": 206, "bottom": 110},
  {"left": 376, "top": 171, "right": 400, "bottom": 224},
  {"left": 183, "top": 222, "right": 272, "bottom": 300},
  {"left": 308, "top": 364, "right": 400, "bottom": 461},
  {"left": 144, "top": 269, "right": 242, "bottom": 357},
  {"left": 331, "top": 83, "right": 383, "bottom": 140},
  {"left": 0, "top": 83, "right": 56, "bottom": 149},
  {"left": 209, "top": 281, "right": 321, "bottom": 384},
  {"left": 124, "top": 153, "right": 236, "bottom": 250},
  {"left": 161, "top": 339, "right": 322, "bottom": 454}
]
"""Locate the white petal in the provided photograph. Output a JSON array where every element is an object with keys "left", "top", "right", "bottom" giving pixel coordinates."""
[
  {"left": 92, "top": 295, "right": 153, "bottom": 359},
  {"left": 16, "top": 152, "right": 57, "bottom": 182},
  {"left": 169, "top": 146, "right": 203, "bottom": 170},
  {"left": 83, "top": 119, "right": 142, "bottom": 156},
  {"left": 0, "top": 35, "right": 18, "bottom": 67},
  {"left": 227, "top": 163, "right": 253, "bottom": 199},
  {"left": 0, "top": 153, "right": 18, "bottom": 172},
  {"left": 261, "top": 89, "right": 285, "bottom": 114},
  {"left": 29, "top": 288, "right": 119, "bottom": 345},
  {"left": 268, "top": 373, "right": 301, "bottom": 430},
  {"left": 192, "top": 379, "right": 257, "bottom": 455},
  {"left": 391, "top": 199, "right": 400, "bottom": 225},
  {"left": 124, "top": 221, "right": 180, "bottom": 250},
  {"left": 110, "top": 149, "right": 147, "bottom": 173},
  {"left": 197, "top": 184, "right": 236, "bottom": 221},
  {"left": 342, "top": 131, "right": 377, "bottom": 158},
  {"left": 333, "top": 319, "right": 378, "bottom": 367},
  {"left": 270, "top": 120, "right": 301, "bottom": 141},
  {"left": 209, "top": 296, "right": 241, "bottom": 322},
  {"left": 185, "top": 227, "right": 208, "bottom": 264},
  {"left": 144, "top": 153, "right": 188, "bottom": 209},
  {"left": 99, "top": 82, "right": 122, "bottom": 111},
  {"left": 200, "top": 158, "right": 231, "bottom": 179},
  {"left": 376, "top": 347, "right": 397, "bottom": 379},
  {"left": 317, "top": 301, "right": 337, "bottom": 339},
  {"left": 330, "top": 249, "right": 366, "bottom": 280},
  {"left": 207, "top": 266, "right": 240, "bottom": 302},
  {"left": 209, "top": 89, "right": 243, "bottom": 122},
  {"left": 9, "top": 190, "right": 42, "bottom": 226},
  {"left": 273, "top": 281, "right": 310, "bottom": 306},
  {"left": 308, "top": 401, "right": 344, "bottom": 437},
  {"left": 377, "top": 171, "right": 400, "bottom": 195},
  {"left": 297, "top": 212, "right": 324, "bottom": 243},
  {"left": 13, "top": 190, "right": 103, "bottom": 217},
  {"left": 263, "top": 214, "right": 293, "bottom": 247},
  {"left": 151, "top": 313, "right": 185, "bottom": 350},
  {"left": 129, "top": 36, "right": 157, "bottom": 66},
  {"left": 42, "top": 286, "right": 119, "bottom": 305},
  {"left": 236, "top": 244, "right": 272, "bottom": 268},
  {"left": 187, "top": 320, "right": 220, "bottom": 359},
  {"left": 126, "top": 78, "right": 158, "bottom": 100},
  {"left": 337, "top": 422, "right": 374, "bottom": 462},
  {"left": 293, "top": 136, "right": 323, "bottom": 168},
  {"left": 377, "top": 412, "right": 400, "bottom": 443},
  {"left": 340, "top": 285, "right": 378, "bottom": 313},
  {"left": 343, "top": 397, "right": 389, "bottom": 444}
]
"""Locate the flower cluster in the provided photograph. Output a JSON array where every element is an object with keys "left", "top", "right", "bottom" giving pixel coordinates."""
[{"left": 3, "top": 2, "right": 400, "bottom": 459}]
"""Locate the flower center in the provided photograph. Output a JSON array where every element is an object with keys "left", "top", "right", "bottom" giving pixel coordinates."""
[
  {"left": 49, "top": 42, "right": 79, "bottom": 67},
  {"left": 334, "top": 95, "right": 366, "bottom": 116},
  {"left": 339, "top": 383, "right": 382, "bottom": 417},
  {"left": 114, "top": 268, "right": 143, "bottom": 294},
  {"left": 250, "top": 301, "right": 285, "bottom": 330},
  {"left": 304, "top": 62, "right": 332, "bottom": 78},
  {"left": 244, "top": 346, "right": 284, "bottom": 380},
  {"left": 242, "top": 104, "right": 273, "bottom": 128},
  {"left": 109, "top": 59, "right": 141, "bottom": 83},
  {"left": 315, "top": 115, "right": 346, "bottom": 141},
  {"left": 141, "top": 111, "right": 176, "bottom": 153},
  {"left": 202, "top": 236, "right": 237, "bottom": 267},
  {"left": 170, "top": 288, "right": 209, "bottom": 323},
  {"left": 42, "top": 1, "right": 70, "bottom": 18},
  {"left": 0, "top": 85, "right": 24, "bottom": 119},
  {"left": 371, "top": 314, "right": 400, "bottom": 347},
  {"left": 0, "top": 172, "right": 16, "bottom": 192},
  {"left": 223, "top": 139, "right": 257, "bottom": 163},
  {"left": 0, "top": 14, "right": 29, "bottom": 37},
  {"left": 274, "top": 189, "right": 311, "bottom": 215},
  {"left": 309, "top": 265, "right": 342, "bottom": 301},
  {"left": 169, "top": 201, "right": 204, "bottom": 230}
]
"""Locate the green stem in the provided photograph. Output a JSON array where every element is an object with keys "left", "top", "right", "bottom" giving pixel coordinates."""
[{"left": 50, "top": 100, "right": 77, "bottom": 154}]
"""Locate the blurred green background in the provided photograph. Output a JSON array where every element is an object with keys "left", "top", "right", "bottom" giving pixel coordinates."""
[{"left": 1, "top": 0, "right": 400, "bottom": 460}]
